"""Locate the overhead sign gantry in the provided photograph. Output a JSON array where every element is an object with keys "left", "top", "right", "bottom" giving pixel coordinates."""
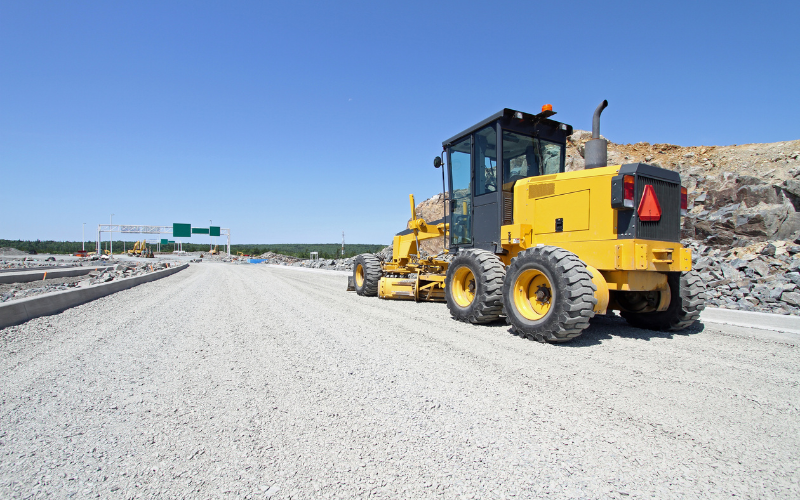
[{"left": 95, "top": 223, "right": 231, "bottom": 255}]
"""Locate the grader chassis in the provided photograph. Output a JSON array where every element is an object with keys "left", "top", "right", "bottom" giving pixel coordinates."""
[{"left": 352, "top": 101, "right": 705, "bottom": 343}]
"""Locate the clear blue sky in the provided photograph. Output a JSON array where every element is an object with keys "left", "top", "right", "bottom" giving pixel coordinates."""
[{"left": 2, "top": 0, "right": 798, "bottom": 245}]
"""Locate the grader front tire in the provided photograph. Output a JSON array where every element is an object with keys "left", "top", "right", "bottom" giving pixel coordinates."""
[
  {"left": 445, "top": 249, "right": 505, "bottom": 324},
  {"left": 503, "top": 246, "right": 597, "bottom": 343},
  {"left": 353, "top": 254, "right": 382, "bottom": 297}
]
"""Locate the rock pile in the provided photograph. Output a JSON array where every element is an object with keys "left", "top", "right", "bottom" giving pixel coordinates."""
[
  {"left": 0, "top": 261, "right": 180, "bottom": 303},
  {"left": 687, "top": 240, "right": 800, "bottom": 315},
  {"left": 255, "top": 251, "right": 302, "bottom": 265},
  {"left": 0, "top": 256, "right": 106, "bottom": 270},
  {"left": 292, "top": 257, "right": 354, "bottom": 271},
  {"left": 255, "top": 253, "right": 355, "bottom": 271},
  {"left": 83, "top": 262, "right": 177, "bottom": 284},
  {"left": 0, "top": 247, "right": 28, "bottom": 256}
]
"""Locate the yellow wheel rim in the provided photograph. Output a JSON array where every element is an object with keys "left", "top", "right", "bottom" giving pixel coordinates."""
[
  {"left": 513, "top": 269, "right": 553, "bottom": 321},
  {"left": 355, "top": 264, "right": 365, "bottom": 287},
  {"left": 452, "top": 266, "right": 476, "bottom": 307}
]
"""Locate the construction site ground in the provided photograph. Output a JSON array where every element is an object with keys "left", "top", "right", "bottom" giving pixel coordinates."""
[{"left": 1, "top": 264, "right": 798, "bottom": 498}]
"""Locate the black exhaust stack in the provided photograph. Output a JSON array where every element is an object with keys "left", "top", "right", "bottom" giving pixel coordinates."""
[{"left": 584, "top": 100, "right": 608, "bottom": 169}]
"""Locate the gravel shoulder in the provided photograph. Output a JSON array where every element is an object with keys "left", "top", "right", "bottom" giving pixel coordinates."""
[{"left": 1, "top": 264, "right": 798, "bottom": 499}]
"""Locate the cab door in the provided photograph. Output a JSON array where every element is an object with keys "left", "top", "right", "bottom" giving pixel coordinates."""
[
  {"left": 448, "top": 136, "right": 472, "bottom": 247},
  {"left": 472, "top": 124, "right": 501, "bottom": 251}
]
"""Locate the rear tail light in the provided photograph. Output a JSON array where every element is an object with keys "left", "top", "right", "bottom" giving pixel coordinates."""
[
  {"left": 680, "top": 187, "right": 688, "bottom": 215},
  {"left": 623, "top": 175, "right": 635, "bottom": 208}
]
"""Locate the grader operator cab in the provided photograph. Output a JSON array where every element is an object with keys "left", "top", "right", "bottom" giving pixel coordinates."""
[{"left": 352, "top": 101, "right": 705, "bottom": 343}]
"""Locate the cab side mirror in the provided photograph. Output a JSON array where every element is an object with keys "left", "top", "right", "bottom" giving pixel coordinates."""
[{"left": 433, "top": 156, "right": 442, "bottom": 168}]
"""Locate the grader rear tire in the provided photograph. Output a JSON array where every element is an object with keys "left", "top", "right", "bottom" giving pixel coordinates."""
[
  {"left": 445, "top": 249, "right": 505, "bottom": 324},
  {"left": 503, "top": 246, "right": 597, "bottom": 343},
  {"left": 353, "top": 254, "right": 382, "bottom": 297},
  {"left": 620, "top": 270, "right": 706, "bottom": 331}
]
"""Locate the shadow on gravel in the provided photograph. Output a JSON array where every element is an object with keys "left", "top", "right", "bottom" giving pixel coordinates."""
[
  {"left": 459, "top": 314, "right": 706, "bottom": 348},
  {"left": 559, "top": 314, "right": 706, "bottom": 347}
]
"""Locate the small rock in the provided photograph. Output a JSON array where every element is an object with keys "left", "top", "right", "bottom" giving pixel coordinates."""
[
  {"left": 729, "top": 258, "right": 748, "bottom": 270},
  {"left": 781, "top": 291, "right": 800, "bottom": 307},
  {"left": 769, "top": 286, "right": 784, "bottom": 301},
  {"left": 749, "top": 259, "right": 771, "bottom": 277},
  {"left": 265, "top": 484, "right": 280, "bottom": 498}
]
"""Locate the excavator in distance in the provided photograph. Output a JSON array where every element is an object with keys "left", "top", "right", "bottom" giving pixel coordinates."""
[
  {"left": 351, "top": 101, "right": 706, "bottom": 343},
  {"left": 126, "top": 240, "right": 154, "bottom": 258}
]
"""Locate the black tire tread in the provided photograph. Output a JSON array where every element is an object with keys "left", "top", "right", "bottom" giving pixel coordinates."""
[
  {"left": 445, "top": 249, "right": 505, "bottom": 324},
  {"left": 503, "top": 246, "right": 597, "bottom": 343},
  {"left": 353, "top": 254, "right": 382, "bottom": 297},
  {"left": 620, "top": 270, "right": 706, "bottom": 331}
]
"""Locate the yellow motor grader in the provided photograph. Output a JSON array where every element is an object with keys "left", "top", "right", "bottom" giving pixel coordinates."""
[{"left": 352, "top": 101, "right": 706, "bottom": 343}]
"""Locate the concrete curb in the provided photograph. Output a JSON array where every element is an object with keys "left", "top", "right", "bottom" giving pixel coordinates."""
[
  {"left": 0, "top": 266, "right": 114, "bottom": 284},
  {"left": 700, "top": 307, "right": 800, "bottom": 335},
  {"left": 0, "top": 264, "right": 189, "bottom": 329}
]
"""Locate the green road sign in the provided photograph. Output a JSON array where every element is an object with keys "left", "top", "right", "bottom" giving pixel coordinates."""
[
  {"left": 161, "top": 239, "right": 169, "bottom": 245},
  {"left": 173, "top": 223, "right": 191, "bottom": 238},
  {"left": 192, "top": 227, "right": 210, "bottom": 234},
  {"left": 169, "top": 241, "right": 175, "bottom": 244},
  {"left": 210, "top": 226, "right": 220, "bottom": 237}
]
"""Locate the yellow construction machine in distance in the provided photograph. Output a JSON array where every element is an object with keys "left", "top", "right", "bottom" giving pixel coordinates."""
[
  {"left": 127, "top": 240, "right": 145, "bottom": 256},
  {"left": 352, "top": 101, "right": 706, "bottom": 343}
]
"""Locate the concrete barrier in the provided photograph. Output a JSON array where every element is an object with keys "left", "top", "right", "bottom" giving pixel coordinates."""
[
  {"left": 0, "top": 264, "right": 189, "bottom": 329},
  {"left": 0, "top": 266, "right": 114, "bottom": 284}
]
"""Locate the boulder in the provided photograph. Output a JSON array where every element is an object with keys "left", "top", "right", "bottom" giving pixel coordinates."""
[
  {"left": 776, "top": 212, "right": 800, "bottom": 241},
  {"left": 782, "top": 179, "right": 800, "bottom": 199},
  {"left": 734, "top": 203, "right": 789, "bottom": 238},
  {"left": 736, "top": 183, "right": 783, "bottom": 207},
  {"left": 760, "top": 243, "right": 777, "bottom": 256}
]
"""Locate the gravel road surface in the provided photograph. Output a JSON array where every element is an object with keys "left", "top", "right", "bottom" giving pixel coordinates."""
[{"left": 1, "top": 264, "right": 798, "bottom": 499}]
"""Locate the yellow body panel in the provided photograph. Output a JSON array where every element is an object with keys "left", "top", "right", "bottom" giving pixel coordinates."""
[
  {"left": 500, "top": 164, "right": 691, "bottom": 280},
  {"left": 514, "top": 166, "right": 622, "bottom": 243},
  {"left": 378, "top": 274, "right": 445, "bottom": 301},
  {"left": 533, "top": 189, "right": 590, "bottom": 234}
]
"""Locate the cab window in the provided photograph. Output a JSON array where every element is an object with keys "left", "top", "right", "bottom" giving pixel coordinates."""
[
  {"left": 474, "top": 125, "right": 497, "bottom": 196},
  {"left": 502, "top": 130, "right": 563, "bottom": 191},
  {"left": 449, "top": 136, "right": 472, "bottom": 245}
]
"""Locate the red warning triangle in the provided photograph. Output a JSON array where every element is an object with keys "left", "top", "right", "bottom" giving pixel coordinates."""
[{"left": 638, "top": 184, "right": 662, "bottom": 221}]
